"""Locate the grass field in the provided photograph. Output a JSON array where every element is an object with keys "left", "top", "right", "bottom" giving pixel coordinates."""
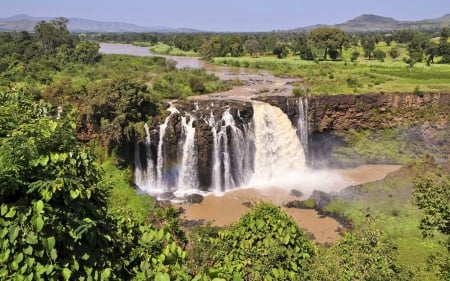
[
  {"left": 134, "top": 41, "right": 198, "bottom": 57},
  {"left": 212, "top": 41, "right": 450, "bottom": 95}
]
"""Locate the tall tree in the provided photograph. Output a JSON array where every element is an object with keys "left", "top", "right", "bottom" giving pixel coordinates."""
[
  {"left": 307, "top": 27, "right": 349, "bottom": 60},
  {"left": 361, "top": 36, "right": 376, "bottom": 60},
  {"left": 34, "top": 17, "right": 72, "bottom": 53}
]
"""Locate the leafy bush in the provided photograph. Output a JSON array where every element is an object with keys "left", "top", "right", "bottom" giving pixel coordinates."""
[{"left": 202, "top": 203, "right": 316, "bottom": 280}]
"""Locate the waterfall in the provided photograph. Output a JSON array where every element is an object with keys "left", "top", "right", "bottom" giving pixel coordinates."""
[
  {"left": 135, "top": 100, "right": 307, "bottom": 198},
  {"left": 156, "top": 106, "right": 179, "bottom": 190},
  {"left": 251, "top": 101, "right": 306, "bottom": 186},
  {"left": 297, "top": 97, "right": 309, "bottom": 159},
  {"left": 135, "top": 124, "right": 156, "bottom": 191},
  {"left": 209, "top": 112, "right": 221, "bottom": 192},
  {"left": 210, "top": 109, "right": 253, "bottom": 193},
  {"left": 177, "top": 115, "right": 199, "bottom": 192}
]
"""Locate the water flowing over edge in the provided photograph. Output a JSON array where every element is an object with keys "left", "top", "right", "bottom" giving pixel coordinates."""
[{"left": 135, "top": 100, "right": 309, "bottom": 199}]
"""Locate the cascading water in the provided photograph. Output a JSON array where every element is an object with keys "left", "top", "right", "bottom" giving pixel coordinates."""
[
  {"left": 297, "top": 97, "right": 309, "bottom": 159},
  {"left": 156, "top": 106, "right": 179, "bottom": 190},
  {"left": 250, "top": 101, "right": 306, "bottom": 186},
  {"left": 209, "top": 108, "right": 253, "bottom": 193},
  {"left": 177, "top": 115, "right": 199, "bottom": 192},
  {"left": 135, "top": 124, "right": 155, "bottom": 191},
  {"left": 135, "top": 100, "right": 308, "bottom": 198}
]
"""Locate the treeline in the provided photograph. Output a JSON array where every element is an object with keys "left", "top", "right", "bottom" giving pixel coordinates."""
[
  {"left": 0, "top": 18, "right": 100, "bottom": 86},
  {"left": 93, "top": 28, "right": 450, "bottom": 63}
]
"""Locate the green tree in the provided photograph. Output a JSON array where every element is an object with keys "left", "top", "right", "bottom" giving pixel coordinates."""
[
  {"left": 34, "top": 17, "right": 72, "bottom": 53},
  {"left": 307, "top": 27, "right": 349, "bottom": 60},
  {"left": 438, "top": 27, "right": 450, "bottom": 63},
  {"left": 307, "top": 217, "right": 409, "bottom": 281},
  {"left": 413, "top": 158, "right": 450, "bottom": 280},
  {"left": 361, "top": 36, "right": 376, "bottom": 60},
  {"left": 272, "top": 43, "right": 288, "bottom": 59},
  {"left": 244, "top": 39, "right": 260, "bottom": 57},
  {"left": 0, "top": 89, "right": 189, "bottom": 280},
  {"left": 203, "top": 203, "right": 316, "bottom": 280},
  {"left": 389, "top": 47, "right": 400, "bottom": 60},
  {"left": 373, "top": 48, "right": 386, "bottom": 62},
  {"left": 407, "top": 33, "right": 428, "bottom": 63},
  {"left": 74, "top": 41, "right": 101, "bottom": 64}
]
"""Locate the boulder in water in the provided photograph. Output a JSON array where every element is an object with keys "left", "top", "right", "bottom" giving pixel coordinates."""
[
  {"left": 158, "top": 192, "right": 175, "bottom": 201},
  {"left": 309, "top": 190, "right": 333, "bottom": 209},
  {"left": 284, "top": 200, "right": 305, "bottom": 208},
  {"left": 185, "top": 193, "right": 204, "bottom": 204},
  {"left": 290, "top": 189, "right": 304, "bottom": 197}
]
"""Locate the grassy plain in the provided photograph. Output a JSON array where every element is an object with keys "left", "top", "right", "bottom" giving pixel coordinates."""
[{"left": 213, "top": 41, "right": 450, "bottom": 95}]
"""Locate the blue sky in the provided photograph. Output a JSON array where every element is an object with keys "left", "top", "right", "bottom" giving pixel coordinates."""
[{"left": 1, "top": 0, "right": 449, "bottom": 31}]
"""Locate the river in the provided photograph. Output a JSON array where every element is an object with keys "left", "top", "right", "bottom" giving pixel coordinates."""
[{"left": 100, "top": 43, "right": 402, "bottom": 243}]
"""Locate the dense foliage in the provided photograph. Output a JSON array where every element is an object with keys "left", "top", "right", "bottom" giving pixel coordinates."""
[
  {"left": 0, "top": 89, "right": 190, "bottom": 280},
  {"left": 413, "top": 159, "right": 450, "bottom": 279},
  {"left": 194, "top": 203, "right": 317, "bottom": 280}
]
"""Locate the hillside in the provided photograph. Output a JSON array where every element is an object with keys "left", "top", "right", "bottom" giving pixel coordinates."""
[
  {"left": 0, "top": 14, "right": 200, "bottom": 33},
  {"left": 293, "top": 13, "right": 450, "bottom": 33}
]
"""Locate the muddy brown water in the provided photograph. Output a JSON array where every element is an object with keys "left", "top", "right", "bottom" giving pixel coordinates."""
[{"left": 177, "top": 165, "right": 401, "bottom": 244}]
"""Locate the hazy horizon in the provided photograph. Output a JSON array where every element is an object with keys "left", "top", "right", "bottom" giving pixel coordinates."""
[{"left": 1, "top": 0, "right": 449, "bottom": 32}]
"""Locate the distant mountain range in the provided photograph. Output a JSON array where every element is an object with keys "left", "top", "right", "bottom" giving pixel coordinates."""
[
  {"left": 0, "top": 14, "right": 201, "bottom": 33},
  {"left": 291, "top": 13, "right": 450, "bottom": 33},
  {"left": 0, "top": 13, "right": 449, "bottom": 33}
]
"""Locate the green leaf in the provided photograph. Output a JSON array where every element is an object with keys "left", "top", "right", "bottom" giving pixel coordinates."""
[
  {"left": 100, "top": 268, "right": 111, "bottom": 280},
  {"left": 23, "top": 246, "right": 33, "bottom": 256},
  {"left": 5, "top": 207, "right": 16, "bottom": 218},
  {"left": 34, "top": 200, "right": 44, "bottom": 214},
  {"left": 62, "top": 268, "right": 71, "bottom": 280},
  {"left": 70, "top": 189, "right": 80, "bottom": 199},
  {"left": 155, "top": 272, "right": 170, "bottom": 281},
  {"left": 25, "top": 232, "right": 38, "bottom": 245},
  {"left": 38, "top": 155, "right": 49, "bottom": 166},
  {"left": 1, "top": 204, "right": 7, "bottom": 216},
  {"left": 44, "top": 236, "right": 56, "bottom": 251},
  {"left": 256, "top": 219, "right": 265, "bottom": 229},
  {"left": 50, "top": 249, "right": 57, "bottom": 261},
  {"left": 14, "top": 252, "right": 24, "bottom": 263},
  {"left": 32, "top": 216, "right": 44, "bottom": 233},
  {"left": 9, "top": 225, "right": 19, "bottom": 242},
  {"left": 50, "top": 152, "right": 59, "bottom": 162}
]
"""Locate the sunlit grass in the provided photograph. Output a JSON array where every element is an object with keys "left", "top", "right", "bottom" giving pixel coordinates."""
[{"left": 212, "top": 53, "right": 450, "bottom": 95}]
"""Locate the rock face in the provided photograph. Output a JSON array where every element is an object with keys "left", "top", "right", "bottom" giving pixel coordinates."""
[
  {"left": 256, "top": 92, "right": 449, "bottom": 132},
  {"left": 256, "top": 93, "right": 449, "bottom": 165}
]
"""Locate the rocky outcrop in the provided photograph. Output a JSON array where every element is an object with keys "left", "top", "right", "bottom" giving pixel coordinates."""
[
  {"left": 256, "top": 92, "right": 449, "bottom": 132},
  {"left": 255, "top": 92, "right": 449, "bottom": 166}
]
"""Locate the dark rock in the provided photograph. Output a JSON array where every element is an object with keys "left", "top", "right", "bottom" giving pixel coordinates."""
[
  {"left": 185, "top": 193, "right": 204, "bottom": 204},
  {"left": 182, "top": 219, "right": 206, "bottom": 229},
  {"left": 242, "top": 201, "right": 253, "bottom": 208},
  {"left": 289, "top": 189, "right": 303, "bottom": 197},
  {"left": 284, "top": 200, "right": 305, "bottom": 209},
  {"left": 158, "top": 192, "right": 175, "bottom": 201},
  {"left": 309, "top": 190, "right": 334, "bottom": 209}
]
